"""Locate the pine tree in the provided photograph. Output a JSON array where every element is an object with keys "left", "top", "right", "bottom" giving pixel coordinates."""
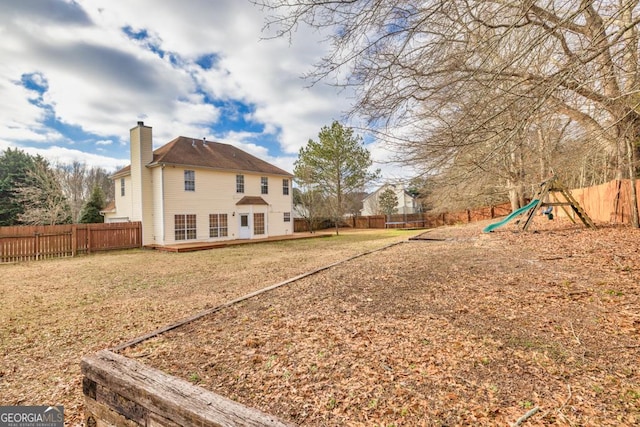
[
  {"left": 294, "top": 121, "right": 380, "bottom": 235},
  {"left": 0, "top": 148, "right": 38, "bottom": 225},
  {"left": 378, "top": 186, "right": 398, "bottom": 217},
  {"left": 79, "top": 185, "right": 106, "bottom": 223}
]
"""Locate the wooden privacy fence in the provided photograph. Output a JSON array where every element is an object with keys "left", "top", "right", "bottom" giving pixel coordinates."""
[
  {"left": 555, "top": 179, "right": 640, "bottom": 224},
  {"left": 299, "top": 179, "right": 640, "bottom": 231},
  {"left": 349, "top": 203, "right": 513, "bottom": 230},
  {"left": 294, "top": 204, "right": 513, "bottom": 231},
  {"left": 0, "top": 222, "right": 142, "bottom": 263}
]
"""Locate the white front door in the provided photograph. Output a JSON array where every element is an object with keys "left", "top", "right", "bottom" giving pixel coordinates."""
[{"left": 239, "top": 213, "right": 251, "bottom": 239}]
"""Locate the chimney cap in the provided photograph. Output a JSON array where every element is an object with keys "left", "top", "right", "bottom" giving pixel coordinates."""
[{"left": 137, "top": 121, "right": 144, "bottom": 126}]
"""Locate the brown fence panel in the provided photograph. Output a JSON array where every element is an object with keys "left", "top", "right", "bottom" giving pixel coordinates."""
[
  {"left": 38, "top": 232, "right": 73, "bottom": 260},
  {"left": 351, "top": 201, "right": 513, "bottom": 230},
  {"left": 552, "top": 179, "right": 640, "bottom": 225},
  {"left": 0, "top": 235, "right": 35, "bottom": 263},
  {"left": 293, "top": 218, "right": 335, "bottom": 232},
  {"left": 0, "top": 222, "right": 142, "bottom": 263},
  {"left": 87, "top": 222, "right": 142, "bottom": 252}
]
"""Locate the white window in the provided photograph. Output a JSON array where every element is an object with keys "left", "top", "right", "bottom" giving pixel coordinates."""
[
  {"left": 184, "top": 170, "right": 195, "bottom": 191},
  {"left": 175, "top": 214, "right": 196, "bottom": 240},
  {"left": 209, "top": 214, "right": 228, "bottom": 238},
  {"left": 236, "top": 174, "right": 244, "bottom": 193}
]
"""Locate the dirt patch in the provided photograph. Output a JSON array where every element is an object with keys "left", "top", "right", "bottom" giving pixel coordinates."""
[
  {"left": 0, "top": 229, "right": 419, "bottom": 426},
  {"left": 123, "top": 220, "right": 640, "bottom": 426}
]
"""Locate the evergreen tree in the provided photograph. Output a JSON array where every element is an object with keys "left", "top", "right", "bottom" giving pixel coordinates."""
[
  {"left": 378, "top": 186, "right": 398, "bottom": 217},
  {"left": 79, "top": 185, "right": 106, "bottom": 223},
  {"left": 294, "top": 121, "right": 380, "bottom": 235},
  {"left": 0, "top": 148, "right": 39, "bottom": 225}
]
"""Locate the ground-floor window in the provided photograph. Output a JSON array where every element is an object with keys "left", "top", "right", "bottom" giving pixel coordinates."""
[
  {"left": 175, "top": 214, "right": 196, "bottom": 240},
  {"left": 253, "top": 212, "right": 265, "bottom": 235},
  {"left": 209, "top": 213, "right": 228, "bottom": 237},
  {"left": 283, "top": 212, "right": 291, "bottom": 222}
]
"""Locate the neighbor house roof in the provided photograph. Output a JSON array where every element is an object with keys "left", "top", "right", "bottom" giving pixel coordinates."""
[{"left": 112, "top": 136, "right": 292, "bottom": 178}]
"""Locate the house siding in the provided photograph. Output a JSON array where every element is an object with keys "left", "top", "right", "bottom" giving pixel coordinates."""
[
  {"left": 105, "top": 176, "right": 133, "bottom": 222},
  {"left": 158, "top": 167, "right": 292, "bottom": 245},
  {"left": 152, "top": 167, "right": 164, "bottom": 244},
  {"left": 362, "top": 184, "right": 418, "bottom": 216}
]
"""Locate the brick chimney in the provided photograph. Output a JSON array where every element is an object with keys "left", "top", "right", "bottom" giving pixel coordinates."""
[{"left": 130, "top": 122, "right": 154, "bottom": 245}]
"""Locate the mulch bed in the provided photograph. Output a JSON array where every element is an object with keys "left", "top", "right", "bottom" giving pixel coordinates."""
[{"left": 122, "top": 219, "right": 640, "bottom": 426}]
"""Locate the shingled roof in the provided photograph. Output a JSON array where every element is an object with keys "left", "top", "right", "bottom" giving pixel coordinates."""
[
  {"left": 112, "top": 136, "right": 292, "bottom": 177},
  {"left": 236, "top": 196, "right": 269, "bottom": 205}
]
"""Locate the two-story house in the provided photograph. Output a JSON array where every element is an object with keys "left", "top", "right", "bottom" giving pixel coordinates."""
[{"left": 103, "top": 122, "right": 293, "bottom": 246}]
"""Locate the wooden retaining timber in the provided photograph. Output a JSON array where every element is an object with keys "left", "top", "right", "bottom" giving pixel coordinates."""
[{"left": 81, "top": 350, "right": 293, "bottom": 427}]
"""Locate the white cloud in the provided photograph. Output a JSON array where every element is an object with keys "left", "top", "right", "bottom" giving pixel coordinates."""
[
  {"left": 14, "top": 144, "right": 127, "bottom": 171},
  {"left": 0, "top": 1, "right": 410, "bottom": 183}
]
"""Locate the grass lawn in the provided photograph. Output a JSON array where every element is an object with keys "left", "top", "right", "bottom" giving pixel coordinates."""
[{"left": 0, "top": 228, "right": 422, "bottom": 426}]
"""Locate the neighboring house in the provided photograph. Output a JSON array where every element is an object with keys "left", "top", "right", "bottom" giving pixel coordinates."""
[
  {"left": 104, "top": 122, "right": 293, "bottom": 246},
  {"left": 361, "top": 183, "right": 420, "bottom": 216}
]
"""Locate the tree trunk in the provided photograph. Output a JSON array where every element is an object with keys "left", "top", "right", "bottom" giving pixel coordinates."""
[
  {"left": 627, "top": 138, "right": 639, "bottom": 227},
  {"left": 507, "top": 183, "right": 525, "bottom": 211}
]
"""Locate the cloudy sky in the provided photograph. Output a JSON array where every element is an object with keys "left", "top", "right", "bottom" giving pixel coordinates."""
[{"left": 0, "top": 0, "right": 405, "bottom": 181}]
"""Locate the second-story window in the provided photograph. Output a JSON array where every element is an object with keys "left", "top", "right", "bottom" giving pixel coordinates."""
[
  {"left": 282, "top": 179, "right": 289, "bottom": 195},
  {"left": 120, "top": 178, "right": 125, "bottom": 196},
  {"left": 184, "top": 170, "right": 195, "bottom": 191},
  {"left": 261, "top": 177, "right": 268, "bottom": 194},
  {"left": 236, "top": 174, "right": 244, "bottom": 193}
]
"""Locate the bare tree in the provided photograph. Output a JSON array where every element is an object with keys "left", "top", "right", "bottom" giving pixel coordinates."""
[
  {"left": 57, "top": 161, "right": 86, "bottom": 223},
  {"left": 256, "top": 0, "right": 640, "bottom": 225},
  {"left": 16, "top": 159, "right": 72, "bottom": 225},
  {"left": 293, "top": 171, "right": 328, "bottom": 233},
  {"left": 57, "top": 162, "right": 114, "bottom": 222}
]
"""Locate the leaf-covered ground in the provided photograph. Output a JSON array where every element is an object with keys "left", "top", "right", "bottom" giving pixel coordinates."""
[
  {"left": 124, "top": 219, "right": 640, "bottom": 426},
  {"left": 0, "top": 229, "right": 419, "bottom": 426}
]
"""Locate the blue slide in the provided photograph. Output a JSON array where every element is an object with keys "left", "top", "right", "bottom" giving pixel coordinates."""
[{"left": 482, "top": 199, "right": 539, "bottom": 233}]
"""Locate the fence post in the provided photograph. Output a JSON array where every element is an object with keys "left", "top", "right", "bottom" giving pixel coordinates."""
[
  {"left": 87, "top": 225, "right": 92, "bottom": 254},
  {"left": 35, "top": 232, "right": 40, "bottom": 261},
  {"left": 72, "top": 225, "right": 77, "bottom": 257}
]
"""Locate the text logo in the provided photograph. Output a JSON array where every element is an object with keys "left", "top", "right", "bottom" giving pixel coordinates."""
[{"left": 0, "top": 406, "right": 63, "bottom": 427}]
